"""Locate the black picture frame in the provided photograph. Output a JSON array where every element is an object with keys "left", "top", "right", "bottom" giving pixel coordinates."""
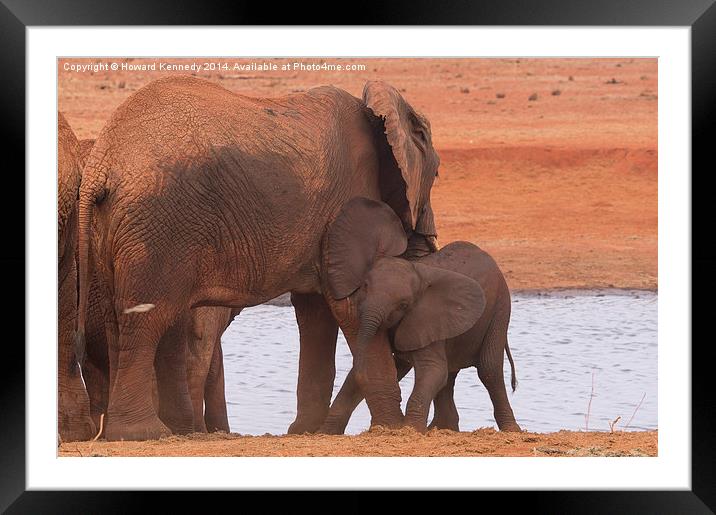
[{"left": 3, "top": 0, "right": 714, "bottom": 511}]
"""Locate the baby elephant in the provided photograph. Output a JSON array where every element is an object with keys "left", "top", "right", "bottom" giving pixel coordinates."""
[{"left": 319, "top": 200, "right": 520, "bottom": 434}]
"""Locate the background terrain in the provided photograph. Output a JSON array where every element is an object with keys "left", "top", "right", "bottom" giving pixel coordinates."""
[{"left": 58, "top": 57, "right": 657, "bottom": 290}]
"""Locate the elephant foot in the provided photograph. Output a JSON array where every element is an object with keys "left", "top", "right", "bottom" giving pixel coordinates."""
[
  {"left": 204, "top": 412, "right": 230, "bottom": 433},
  {"left": 403, "top": 418, "right": 428, "bottom": 434},
  {"left": 58, "top": 387, "right": 96, "bottom": 441},
  {"left": 428, "top": 419, "right": 459, "bottom": 432},
  {"left": 206, "top": 420, "right": 230, "bottom": 433},
  {"left": 58, "top": 414, "right": 96, "bottom": 442},
  {"left": 104, "top": 415, "right": 172, "bottom": 441},
  {"left": 287, "top": 418, "right": 321, "bottom": 435},
  {"left": 158, "top": 410, "right": 195, "bottom": 435},
  {"left": 498, "top": 421, "right": 522, "bottom": 432},
  {"left": 370, "top": 413, "right": 405, "bottom": 431},
  {"left": 164, "top": 420, "right": 194, "bottom": 435},
  {"left": 317, "top": 419, "right": 348, "bottom": 435},
  {"left": 193, "top": 419, "right": 209, "bottom": 433}
]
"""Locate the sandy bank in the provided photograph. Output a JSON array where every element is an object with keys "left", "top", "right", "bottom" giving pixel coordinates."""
[{"left": 60, "top": 427, "right": 657, "bottom": 457}]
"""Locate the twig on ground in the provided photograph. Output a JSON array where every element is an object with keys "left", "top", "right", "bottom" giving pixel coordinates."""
[
  {"left": 624, "top": 393, "right": 646, "bottom": 430},
  {"left": 609, "top": 416, "right": 621, "bottom": 433},
  {"left": 585, "top": 371, "right": 595, "bottom": 431}
]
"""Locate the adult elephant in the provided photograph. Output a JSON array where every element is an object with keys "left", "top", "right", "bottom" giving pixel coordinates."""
[
  {"left": 77, "top": 76, "right": 440, "bottom": 441},
  {"left": 57, "top": 113, "right": 95, "bottom": 441},
  {"left": 77, "top": 138, "right": 238, "bottom": 436}
]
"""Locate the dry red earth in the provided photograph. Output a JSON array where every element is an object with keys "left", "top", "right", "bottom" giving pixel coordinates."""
[
  {"left": 58, "top": 58, "right": 657, "bottom": 456},
  {"left": 60, "top": 427, "right": 657, "bottom": 457}
]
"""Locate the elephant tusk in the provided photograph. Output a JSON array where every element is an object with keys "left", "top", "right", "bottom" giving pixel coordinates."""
[{"left": 123, "top": 303, "right": 156, "bottom": 314}]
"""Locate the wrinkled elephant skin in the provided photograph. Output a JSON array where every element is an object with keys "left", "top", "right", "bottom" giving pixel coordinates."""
[{"left": 57, "top": 113, "right": 95, "bottom": 442}]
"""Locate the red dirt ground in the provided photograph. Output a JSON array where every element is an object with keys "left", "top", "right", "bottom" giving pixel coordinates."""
[{"left": 60, "top": 427, "right": 657, "bottom": 457}]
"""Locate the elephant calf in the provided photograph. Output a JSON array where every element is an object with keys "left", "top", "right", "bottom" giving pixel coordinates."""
[{"left": 318, "top": 198, "right": 521, "bottom": 434}]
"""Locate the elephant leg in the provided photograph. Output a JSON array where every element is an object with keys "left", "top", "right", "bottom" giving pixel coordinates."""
[
  {"left": 287, "top": 292, "right": 339, "bottom": 434},
  {"left": 349, "top": 330, "right": 404, "bottom": 430},
  {"left": 83, "top": 275, "right": 111, "bottom": 432},
  {"left": 104, "top": 304, "right": 174, "bottom": 441},
  {"left": 187, "top": 307, "right": 235, "bottom": 433},
  {"left": 404, "top": 342, "right": 448, "bottom": 433},
  {"left": 82, "top": 356, "right": 109, "bottom": 431},
  {"left": 58, "top": 263, "right": 95, "bottom": 442},
  {"left": 58, "top": 327, "right": 95, "bottom": 441},
  {"left": 476, "top": 314, "right": 521, "bottom": 432},
  {"left": 428, "top": 371, "right": 459, "bottom": 431},
  {"left": 155, "top": 314, "right": 195, "bottom": 435},
  {"left": 320, "top": 355, "right": 412, "bottom": 435},
  {"left": 186, "top": 355, "right": 209, "bottom": 434},
  {"left": 204, "top": 341, "right": 230, "bottom": 432},
  {"left": 186, "top": 313, "right": 212, "bottom": 433}
]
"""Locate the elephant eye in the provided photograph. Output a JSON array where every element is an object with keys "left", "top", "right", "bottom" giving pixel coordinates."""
[{"left": 399, "top": 301, "right": 409, "bottom": 311}]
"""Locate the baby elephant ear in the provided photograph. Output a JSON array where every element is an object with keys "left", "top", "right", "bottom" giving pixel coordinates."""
[
  {"left": 326, "top": 197, "right": 408, "bottom": 300},
  {"left": 394, "top": 263, "right": 486, "bottom": 352}
]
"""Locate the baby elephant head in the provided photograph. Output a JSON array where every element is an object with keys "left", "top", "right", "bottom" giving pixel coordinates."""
[{"left": 326, "top": 197, "right": 486, "bottom": 352}]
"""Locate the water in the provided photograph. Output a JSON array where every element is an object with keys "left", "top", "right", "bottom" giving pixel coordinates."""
[{"left": 221, "top": 291, "right": 657, "bottom": 435}]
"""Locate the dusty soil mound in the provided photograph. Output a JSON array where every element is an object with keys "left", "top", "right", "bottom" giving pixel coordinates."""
[
  {"left": 59, "top": 428, "right": 657, "bottom": 457},
  {"left": 432, "top": 146, "right": 656, "bottom": 289}
]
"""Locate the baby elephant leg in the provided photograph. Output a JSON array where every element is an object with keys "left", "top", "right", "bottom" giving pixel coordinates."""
[
  {"left": 320, "top": 356, "right": 412, "bottom": 435},
  {"left": 404, "top": 342, "right": 448, "bottom": 433},
  {"left": 428, "top": 371, "right": 460, "bottom": 431},
  {"left": 476, "top": 315, "right": 521, "bottom": 432}
]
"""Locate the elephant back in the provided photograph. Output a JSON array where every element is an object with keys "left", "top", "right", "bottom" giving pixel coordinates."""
[{"left": 418, "top": 241, "right": 505, "bottom": 296}]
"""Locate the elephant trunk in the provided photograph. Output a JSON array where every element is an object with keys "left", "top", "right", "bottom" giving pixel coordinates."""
[
  {"left": 354, "top": 306, "right": 385, "bottom": 392},
  {"left": 356, "top": 307, "right": 384, "bottom": 349}
]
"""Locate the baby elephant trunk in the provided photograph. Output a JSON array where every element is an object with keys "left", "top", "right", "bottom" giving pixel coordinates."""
[{"left": 356, "top": 307, "right": 384, "bottom": 350}]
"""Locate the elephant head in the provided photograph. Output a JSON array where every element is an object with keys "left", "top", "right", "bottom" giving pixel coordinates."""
[
  {"left": 326, "top": 197, "right": 485, "bottom": 353},
  {"left": 363, "top": 82, "right": 440, "bottom": 251}
]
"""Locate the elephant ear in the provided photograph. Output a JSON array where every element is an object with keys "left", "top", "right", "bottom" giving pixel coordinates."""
[
  {"left": 363, "top": 81, "right": 429, "bottom": 229},
  {"left": 326, "top": 197, "right": 408, "bottom": 299},
  {"left": 394, "top": 263, "right": 486, "bottom": 352}
]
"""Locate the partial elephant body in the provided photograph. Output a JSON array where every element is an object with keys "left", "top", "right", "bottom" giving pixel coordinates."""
[
  {"left": 57, "top": 113, "right": 95, "bottom": 442},
  {"left": 76, "top": 138, "right": 238, "bottom": 437},
  {"left": 77, "top": 77, "right": 440, "bottom": 440},
  {"left": 315, "top": 198, "right": 520, "bottom": 434},
  {"left": 399, "top": 242, "right": 520, "bottom": 432}
]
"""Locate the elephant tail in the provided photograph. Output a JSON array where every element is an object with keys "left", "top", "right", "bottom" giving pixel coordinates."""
[
  {"left": 75, "top": 172, "right": 106, "bottom": 365},
  {"left": 506, "top": 341, "right": 518, "bottom": 392}
]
